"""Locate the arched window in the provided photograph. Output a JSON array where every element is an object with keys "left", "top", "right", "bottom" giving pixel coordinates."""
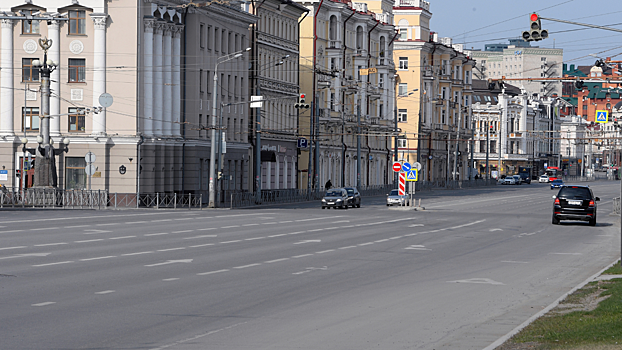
[
  {"left": 398, "top": 19, "right": 409, "bottom": 40},
  {"left": 356, "top": 26, "right": 364, "bottom": 50},
  {"left": 379, "top": 36, "right": 386, "bottom": 59},
  {"left": 329, "top": 15, "right": 338, "bottom": 41}
]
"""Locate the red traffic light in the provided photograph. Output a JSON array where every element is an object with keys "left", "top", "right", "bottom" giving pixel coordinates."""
[
  {"left": 530, "top": 13, "right": 538, "bottom": 21},
  {"left": 300, "top": 93, "right": 305, "bottom": 99}
]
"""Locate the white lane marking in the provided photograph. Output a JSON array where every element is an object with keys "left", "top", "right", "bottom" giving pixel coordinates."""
[
  {"left": 75, "top": 239, "right": 104, "bottom": 243},
  {"left": 242, "top": 224, "right": 260, "bottom": 227},
  {"left": 268, "top": 234, "right": 287, "bottom": 238},
  {"left": 307, "top": 229, "right": 324, "bottom": 232},
  {"left": 0, "top": 252, "right": 52, "bottom": 260},
  {"left": 390, "top": 236, "right": 402, "bottom": 240},
  {"left": 233, "top": 263, "right": 261, "bottom": 269},
  {"left": 145, "top": 259, "right": 193, "bottom": 267},
  {"left": 33, "top": 261, "right": 73, "bottom": 267},
  {"left": 80, "top": 256, "right": 116, "bottom": 261},
  {"left": 122, "top": 251, "right": 154, "bottom": 256},
  {"left": 549, "top": 252, "right": 583, "bottom": 256},
  {"left": 262, "top": 222, "right": 277, "bottom": 225},
  {"left": 64, "top": 225, "right": 90, "bottom": 228},
  {"left": 502, "top": 260, "right": 529, "bottom": 264},
  {"left": 341, "top": 225, "right": 355, "bottom": 228},
  {"left": 316, "top": 250, "right": 335, "bottom": 254},
  {"left": 83, "top": 229, "right": 111, "bottom": 234},
  {"left": 148, "top": 322, "right": 249, "bottom": 350},
  {"left": 125, "top": 221, "right": 148, "bottom": 224},
  {"left": 198, "top": 228, "right": 217, "bottom": 231},
  {"left": 3, "top": 212, "right": 184, "bottom": 225},
  {"left": 96, "top": 223, "right": 119, "bottom": 226},
  {"left": 358, "top": 242, "right": 374, "bottom": 246},
  {"left": 597, "top": 234, "right": 614, "bottom": 237},
  {"left": 152, "top": 219, "right": 172, "bottom": 222},
  {"left": 490, "top": 228, "right": 503, "bottom": 232},
  {"left": 145, "top": 233, "right": 168, "bottom": 236},
  {"left": 375, "top": 239, "right": 389, "bottom": 243},
  {"left": 197, "top": 269, "right": 229, "bottom": 276},
  {"left": 292, "top": 254, "right": 314, "bottom": 258},
  {"left": 172, "top": 230, "right": 194, "bottom": 234},
  {"left": 333, "top": 220, "right": 350, "bottom": 223},
  {"left": 189, "top": 243, "right": 215, "bottom": 248},
  {"left": 339, "top": 246, "right": 357, "bottom": 250},
  {"left": 2, "top": 230, "right": 24, "bottom": 233},
  {"left": 0, "top": 246, "right": 26, "bottom": 251},
  {"left": 95, "top": 290, "right": 115, "bottom": 294},
  {"left": 30, "top": 227, "right": 58, "bottom": 231},
  {"left": 221, "top": 225, "right": 240, "bottom": 229},
  {"left": 265, "top": 258, "right": 290, "bottom": 263},
  {"left": 294, "top": 240, "right": 321, "bottom": 244},
  {"left": 404, "top": 233, "right": 419, "bottom": 237},
  {"left": 288, "top": 231, "right": 304, "bottom": 235},
  {"left": 157, "top": 247, "right": 186, "bottom": 252},
  {"left": 405, "top": 245, "right": 431, "bottom": 250},
  {"left": 110, "top": 236, "right": 136, "bottom": 240},
  {"left": 448, "top": 278, "right": 504, "bottom": 285},
  {"left": 293, "top": 270, "right": 310, "bottom": 275},
  {"left": 184, "top": 235, "right": 217, "bottom": 240},
  {"left": 279, "top": 221, "right": 293, "bottom": 223},
  {"left": 34, "top": 242, "right": 67, "bottom": 247},
  {"left": 245, "top": 237, "right": 265, "bottom": 241},
  {"left": 409, "top": 224, "right": 424, "bottom": 227},
  {"left": 173, "top": 218, "right": 187, "bottom": 221},
  {"left": 162, "top": 278, "right": 179, "bottom": 282},
  {"left": 220, "top": 240, "right": 241, "bottom": 244},
  {"left": 295, "top": 216, "right": 344, "bottom": 222},
  {"left": 32, "top": 302, "right": 56, "bottom": 307}
]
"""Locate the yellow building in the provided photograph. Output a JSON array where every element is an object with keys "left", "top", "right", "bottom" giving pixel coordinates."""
[
  {"left": 393, "top": 0, "right": 474, "bottom": 182},
  {"left": 297, "top": 0, "right": 396, "bottom": 189}
]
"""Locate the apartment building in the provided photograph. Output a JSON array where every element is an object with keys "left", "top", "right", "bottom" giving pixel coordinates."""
[
  {"left": 0, "top": 0, "right": 256, "bottom": 199},
  {"left": 296, "top": 0, "right": 395, "bottom": 189},
  {"left": 393, "top": 0, "right": 475, "bottom": 182}
]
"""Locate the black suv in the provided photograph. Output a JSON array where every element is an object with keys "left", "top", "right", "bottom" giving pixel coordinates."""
[{"left": 552, "top": 185, "right": 600, "bottom": 226}]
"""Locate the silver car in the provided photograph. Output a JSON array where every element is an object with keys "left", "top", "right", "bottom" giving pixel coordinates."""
[{"left": 386, "top": 189, "right": 409, "bottom": 206}]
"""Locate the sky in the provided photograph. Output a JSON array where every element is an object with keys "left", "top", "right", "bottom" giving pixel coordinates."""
[{"left": 429, "top": 0, "right": 622, "bottom": 68}]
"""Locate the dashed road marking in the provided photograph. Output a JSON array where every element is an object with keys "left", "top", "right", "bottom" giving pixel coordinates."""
[
  {"left": 110, "top": 236, "right": 136, "bottom": 240},
  {"left": 221, "top": 240, "right": 241, "bottom": 244},
  {"left": 197, "top": 269, "right": 229, "bottom": 276},
  {"left": 95, "top": 290, "right": 115, "bottom": 294},
  {"left": 32, "top": 302, "right": 56, "bottom": 307},
  {"left": 157, "top": 247, "right": 186, "bottom": 252},
  {"left": 33, "top": 261, "right": 73, "bottom": 267},
  {"left": 162, "top": 278, "right": 179, "bottom": 282},
  {"left": 184, "top": 235, "right": 217, "bottom": 240},
  {"left": 80, "top": 256, "right": 116, "bottom": 261},
  {"left": 75, "top": 239, "right": 104, "bottom": 243},
  {"left": 172, "top": 230, "right": 194, "bottom": 234},
  {"left": 265, "top": 258, "right": 289, "bottom": 263},
  {"left": 0, "top": 246, "right": 26, "bottom": 251},
  {"left": 292, "top": 254, "right": 314, "bottom": 258},
  {"left": 234, "top": 263, "right": 262, "bottom": 269},
  {"left": 122, "top": 251, "right": 154, "bottom": 256},
  {"left": 34, "top": 243, "right": 67, "bottom": 247},
  {"left": 145, "top": 233, "right": 168, "bottom": 236},
  {"left": 189, "top": 243, "right": 214, "bottom": 248}
]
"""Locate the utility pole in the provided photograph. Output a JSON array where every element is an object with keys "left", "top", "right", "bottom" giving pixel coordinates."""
[
  {"left": 470, "top": 117, "right": 474, "bottom": 180},
  {"left": 486, "top": 116, "right": 490, "bottom": 180},
  {"left": 32, "top": 38, "right": 58, "bottom": 188},
  {"left": 394, "top": 107, "right": 398, "bottom": 186},
  {"left": 357, "top": 104, "right": 361, "bottom": 188},
  {"left": 453, "top": 105, "right": 462, "bottom": 181}
]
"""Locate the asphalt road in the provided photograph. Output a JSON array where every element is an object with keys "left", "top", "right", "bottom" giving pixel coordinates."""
[{"left": 1, "top": 181, "right": 620, "bottom": 350}]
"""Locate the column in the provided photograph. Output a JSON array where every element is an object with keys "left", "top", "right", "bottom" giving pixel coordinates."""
[
  {"left": 162, "top": 24, "right": 173, "bottom": 136},
  {"left": 0, "top": 19, "right": 14, "bottom": 136},
  {"left": 284, "top": 157, "right": 288, "bottom": 189},
  {"left": 143, "top": 17, "right": 156, "bottom": 137},
  {"left": 172, "top": 24, "right": 183, "bottom": 137},
  {"left": 275, "top": 155, "right": 280, "bottom": 189},
  {"left": 49, "top": 20, "right": 61, "bottom": 136},
  {"left": 153, "top": 21, "right": 164, "bottom": 137},
  {"left": 91, "top": 14, "right": 108, "bottom": 136}
]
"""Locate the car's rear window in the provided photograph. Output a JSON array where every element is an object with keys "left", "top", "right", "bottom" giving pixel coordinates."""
[{"left": 558, "top": 187, "right": 592, "bottom": 199}]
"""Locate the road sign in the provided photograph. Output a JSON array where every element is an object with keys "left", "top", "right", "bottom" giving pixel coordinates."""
[
  {"left": 85, "top": 164, "right": 96, "bottom": 176},
  {"left": 402, "top": 162, "right": 411, "bottom": 172},
  {"left": 297, "top": 138, "right": 308, "bottom": 148},
  {"left": 412, "top": 162, "right": 422, "bottom": 170},
  {"left": 406, "top": 170, "right": 418, "bottom": 181},
  {"left": 98, "top": 93, "right": 113, "bottom": 108},
  {"left": 392, "top": 162, "right": 402, "bottom": 172},
  {"left": 398, "top": 172, "right": 406, "bottom": 196},
  {"left": 0, "top": 169, "right": 7, "bottom": 181},
  {"left": 596, "top": 110, "right": 608, "bottom": 123},
  {"left": 85, "top": 151, "right": 96, "bottom": 164}
]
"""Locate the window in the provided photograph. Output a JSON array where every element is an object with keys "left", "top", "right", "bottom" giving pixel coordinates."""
[
  {"left": 22, "top": 58, "right": 40, "bottom": 82},
  {"left": 69, "top": 10, "right": 86, "bottom": 35},
  {"left": 399, "top": 57, "right": 408, "bottom": 70},
  {"left": 23, "top": 107, "right": 39, "bottom": 131},
  {"left": 68, "top": 107, "right": 85, "bottom": 132},
  {"left": 441, "top": 109, "right": 446, "bottom": 124},
  {"left": 214, "top": 27, "right": 219, "bottom": 52},
  {"left": 65, "top": 157, "right": 87, "bottom": 190},
  {"left": 465, "top": 70, "right": 471, "bottom": 84},
  {"left": 22, "top": 11, "right": 40, "bottom": 34},
  {"left": 480, "top": 140, "right": 486, "bottom": 153},
  {"left": 398, "top": 83, "right": 408, "bottom": 96},
  {"left": 221, "top": 29, "right": 226, "bottom": 53},
  {"left": 199, "top": 69, "right": 204, "bottom": 93},
  {"left": 68, "top": 58, "right": 86, "bottom": 82},
  {"left": 399, "top": 27, "right": 407, "bottom": 40},
  {"left": 397, "top": 139, "right": 407, "bottom": 148},
  {"left": 398, "top": 109, "right": 407, "bottom": 122},
  {"left": 490, "top": 141, "right": 496, "bottom": 154},
  {"left": 200, "top": 23, "right": 205, "bottom": 49}
]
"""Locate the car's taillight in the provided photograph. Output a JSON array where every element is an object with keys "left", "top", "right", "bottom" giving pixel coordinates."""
[
  {"left": 589, "top": 200, "right": 595, "bottom": 207},
  {"left": 554, "top": 198, "right": 560, "bottom": 205}
]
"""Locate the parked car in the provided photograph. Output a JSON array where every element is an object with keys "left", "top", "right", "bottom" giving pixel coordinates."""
[
  {"left": 321, "top": 188, "right": 349, "bottom": 209},
  {"left": 502, "top": 176, "right": 516, "bottom": 185},
  {"left": 539, "top": 174, "right": 549, "bottom": 183},
  {"left": 386, "top": 189, "right": 409, "bottom": 206},
  {"left": 512, "top": 175, "right": 522, "bottom": 185},
  {"left": 550, "top": 179, "right": 564, "bottom": 190},
  {"left": 343, "top": 187, "right": 361, "bottom": 208},
  {"left": 552, "top": 185, "right": 599, "bottom": 226}
]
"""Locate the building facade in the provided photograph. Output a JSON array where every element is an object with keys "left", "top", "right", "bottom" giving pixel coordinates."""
[
  {"left": 0, "top": 0, "right": 256, "bottom": 200},
  {"left": 297, "top": 0, "right": 395, "bottom": 189}
]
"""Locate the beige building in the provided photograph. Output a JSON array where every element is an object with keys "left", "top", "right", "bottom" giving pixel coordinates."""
[
  {"left": 0, "top": 0, "right": 256, "bottom": 199},
  {"left": 296, "top": 0, "right": 395, "bottom": 189},
  {"left": 393, "top": 0, "right": 474, "bottom": 182}
]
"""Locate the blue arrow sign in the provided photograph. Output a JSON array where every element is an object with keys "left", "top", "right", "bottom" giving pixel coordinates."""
[
  {"left": 406, "top": 170, "right": 418, "bottom": 181},
  {"left": 596, "top": 110, "right": 608, "bottom": 123},
  {"left": 402, "top": 162, "right": 411, "bottom": 172}
]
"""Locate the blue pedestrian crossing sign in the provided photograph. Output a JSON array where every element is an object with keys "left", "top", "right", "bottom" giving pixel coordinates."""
[
  {"left": 406, "top": 169, "right": 418, "bottom": 181},
  {"left": 596, "top": 110, "right": 608, "bottom": 123},
  {"left": 402, "top": 162, "right": 411, "bottom": 172}
]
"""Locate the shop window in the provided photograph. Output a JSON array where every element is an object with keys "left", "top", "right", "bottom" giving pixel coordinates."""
[{"left": 65, "top": 157, "right": 87, "bottom": 190}]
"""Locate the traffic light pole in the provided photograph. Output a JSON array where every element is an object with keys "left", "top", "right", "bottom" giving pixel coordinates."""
[{"left": 540, "top": 17, "right": 622, "bottom": 34}]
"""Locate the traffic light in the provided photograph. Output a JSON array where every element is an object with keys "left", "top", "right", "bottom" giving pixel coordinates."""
[
  {"left": 522, "top": 13, "right": 548, "bottom": 42},
  {"left": 16, "top": 169, "right": 21, "bottom": 178},
  {"left": 295, "top": 93, "right": 310, "bottom": 109}
]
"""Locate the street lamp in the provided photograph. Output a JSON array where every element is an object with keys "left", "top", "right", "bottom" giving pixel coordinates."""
[
  {"left": 31, "top": 37, "right": 59, "bottom": 188},
  {"left": 208, "top": 47, "right": 251, "bottom": 208}
]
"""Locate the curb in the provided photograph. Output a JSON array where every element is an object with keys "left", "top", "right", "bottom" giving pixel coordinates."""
[{"left": 483, "top": 259, "right": 622, "bottom": 350}]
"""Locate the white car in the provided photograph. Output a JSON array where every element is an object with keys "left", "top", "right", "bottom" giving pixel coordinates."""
[
  {"left": 502, "top": 176, "right": 516, "bottom": 185},
  {"left": 539, "top": 174, "right": 549, "bottom": 183}
]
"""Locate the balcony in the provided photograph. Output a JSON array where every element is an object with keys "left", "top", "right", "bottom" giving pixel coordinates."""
[
  {"left": 328, "top": 40, "right": 341, "bottom": 49},
  {"left": 368, "top": 86, "right": 382, "bottom": 99},
  {"left": 396, "top": 0, "right": 430, "bottom": 10}
]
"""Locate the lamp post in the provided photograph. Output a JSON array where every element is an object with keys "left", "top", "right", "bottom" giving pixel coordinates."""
[
  {"left": 208, "top": 48, "right": 250, "bottom": 208},
  {"left": 31, "top": 38, "right": 59, "bottom": 188}
]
